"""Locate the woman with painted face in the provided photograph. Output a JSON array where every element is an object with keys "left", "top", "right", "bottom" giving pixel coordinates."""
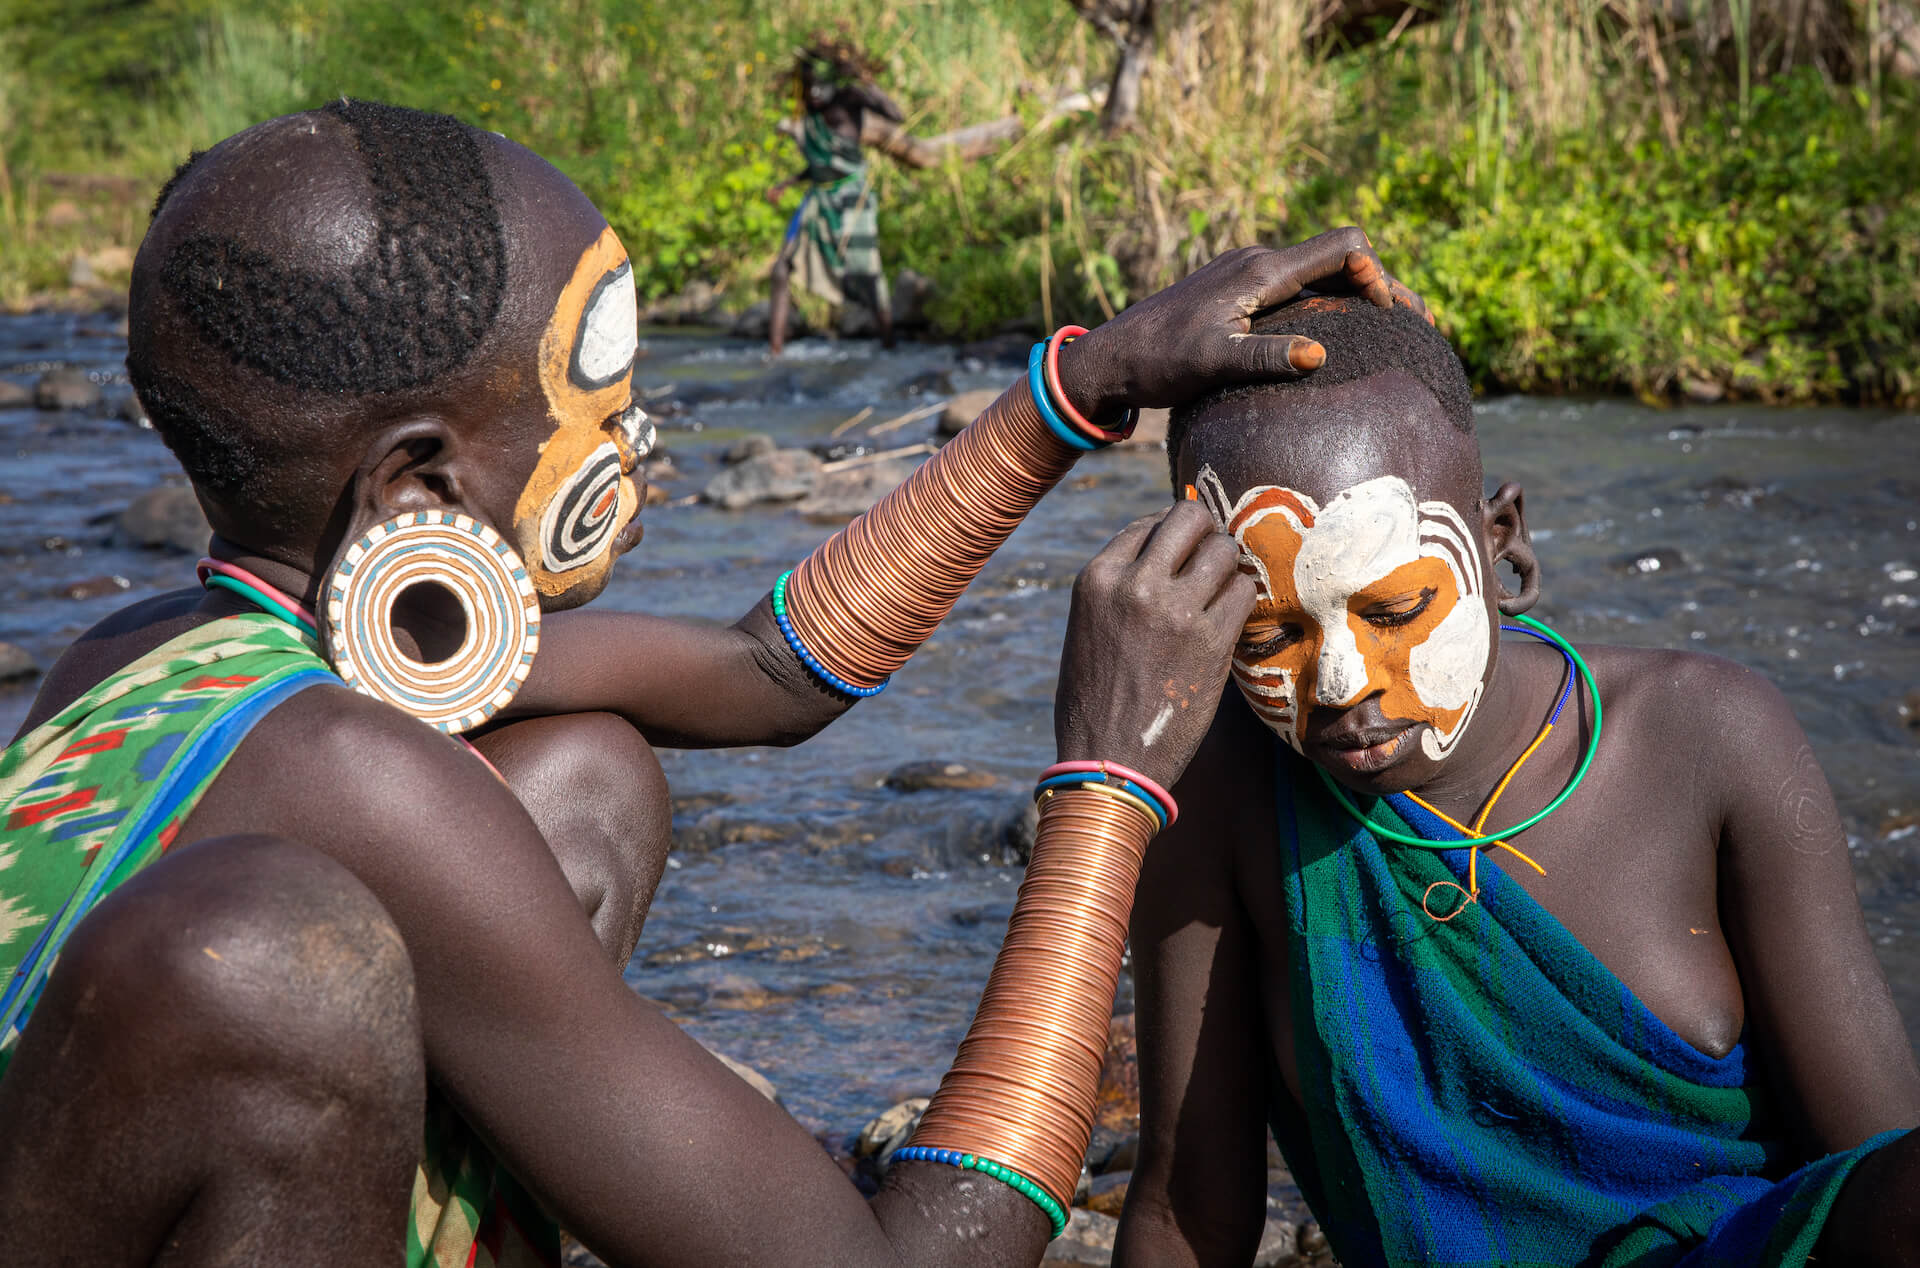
[
  {"left": 1112, "top": 294, "right": 1920, "bottom": 1267},
  {"left": 0, "top": 99, "right": 1428, "bottom": 1268}
]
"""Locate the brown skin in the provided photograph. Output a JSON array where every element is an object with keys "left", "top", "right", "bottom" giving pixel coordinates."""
[
  {"left": 1113, "top": 373, "right": 1920, "bottom": 1265},
  {"left": 766, "top": 64, "right": 905, "bottom": 355},
  {"left": 0, "top": 104, "right": 1422, "bottom": 1268}
]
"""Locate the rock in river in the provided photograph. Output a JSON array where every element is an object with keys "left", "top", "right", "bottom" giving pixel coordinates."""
[
  {"left": 0, "top": 380, "right": 30, "bottom": 408},
  {"left": 0, "top": 642, "right": 40, "bottom": 685},
  {"left": 884, "top": 760, "right": 998, "bottom": 792},
  {"left": 939, "top": 389, "right": 999, "bottom": 437},
  {"left": 702, "top": 448, "right": 822, "bottom": 509},
  {"left": 721, "top": 432, "right": 778, "bottom": 465},
  {"left": 34, "top": 368, "right": 101, "bottom": 412},
  {"left": 796, "top": 457, "right": 920, "bottom": 520},
  {"left": 119, "top": 485, "right": 211, "bottom": 554},
  {"left": 1613, "top": 547, "right": 1687, "bottom": 576}
]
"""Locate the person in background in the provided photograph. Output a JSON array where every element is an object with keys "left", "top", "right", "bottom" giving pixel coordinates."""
[{"left": 765, "top": 36, "right": 903, "bottom": 357}]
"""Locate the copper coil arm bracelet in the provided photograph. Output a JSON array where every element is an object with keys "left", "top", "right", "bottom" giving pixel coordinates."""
[
  {"left": 783, "top": 380, "right": 1080, "bottom": 690},
  {"left": 907, "top": 786, "right": 1158, "bottom": 1210}
]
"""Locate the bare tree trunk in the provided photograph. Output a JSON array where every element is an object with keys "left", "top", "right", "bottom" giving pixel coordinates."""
[
  {"left": 1068, "top": 0, "right": 1160, "bottom": 133},
  {"left": 860, "top": 114, "right": 1025, "bottom": 169}
]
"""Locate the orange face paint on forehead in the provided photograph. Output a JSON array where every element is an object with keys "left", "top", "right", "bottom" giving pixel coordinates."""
[
  {"left": 1192, "top": 464, "right": 1490, "bottom": 763},
  {"left": 511, "top": 225, "right": 641, "bottom": 600}
]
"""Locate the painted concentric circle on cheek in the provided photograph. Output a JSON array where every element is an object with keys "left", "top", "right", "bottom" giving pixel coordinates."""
[
  {"left": 539, "top": 442, "right": 623, "bottom": 574},
  {"left": 324, "top": 511, "right": 541, "bottom": 734}
]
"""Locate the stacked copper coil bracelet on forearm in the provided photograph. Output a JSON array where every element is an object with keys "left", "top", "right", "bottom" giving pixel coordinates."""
[
  {"left": 906, "top": 783, "right": 1159, "bottom": 1223},
  {"left": 781, "top": 378, "right": 1080, "bottom": 689}
]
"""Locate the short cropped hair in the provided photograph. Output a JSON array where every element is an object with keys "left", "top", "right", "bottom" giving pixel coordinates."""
[
  {"left": 127, "top": 99, "right": 508, "bottom": 510},
  {"left": 1166, "top": 295, "right": 1473, "bottom": 492}
]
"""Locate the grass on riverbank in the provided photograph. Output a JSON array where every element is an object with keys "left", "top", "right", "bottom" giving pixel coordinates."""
[{"left": 2, "top": 0, "right": 1916, "bottom": 403}]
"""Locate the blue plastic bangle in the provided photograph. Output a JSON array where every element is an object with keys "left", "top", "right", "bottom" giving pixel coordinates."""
[
  {"left": 771, "top": 571, "right": 888, "bottom": 699},
  {"left": 1028, "top": 342, "right": 1099, "bottom": 452},
  {"left": 1033, "top": 771, "right": 1169, "bottom": 830},
  {"left": 890, "top": 1146, "right": 1070, "bottom": 1237}
]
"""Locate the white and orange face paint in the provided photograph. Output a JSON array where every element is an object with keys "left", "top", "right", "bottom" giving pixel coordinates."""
[
  {"left": 511, "top": 225, "right": 647, "bottom": 601},
  {"left": 1192, "top": 465, "right": 1489, "bottom": 762}
]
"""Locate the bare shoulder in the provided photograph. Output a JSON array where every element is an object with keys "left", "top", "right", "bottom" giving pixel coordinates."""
[
  {"left": 1580, "top": 643, "right": 1812, "bottom": 813},
  {"left": 185, "top": 680, "right": 548, "bottom": 879},
  {"left": 15, "top": 589, "right": 207, "bottom": 737},
  {"left": 1582, "top": 643, "right": 1797, "bottom": 745}
]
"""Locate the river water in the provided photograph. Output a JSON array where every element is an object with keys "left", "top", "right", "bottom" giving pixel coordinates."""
[{"left": 3, "top": 312, "right": 1917, "bottom": 1144}]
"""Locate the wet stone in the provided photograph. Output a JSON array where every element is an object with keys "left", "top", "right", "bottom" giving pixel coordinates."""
[
  {"left": 0, "top": 642, "right": 40, "bottom": 685},
  {"left": 704, "top": 1046, "right": 782, "bottom": 1105},
  {"left": 33, "top": 367, "right": 101, "bottom": 412},
  {"left": 1122, "top": 407, "right": 1170, "bottom": 450},
  {"left": 1084, "top": 1170, "right": 1130, "bottom": 1218},
  {"left": 856, "top": 1096, "right": 929, "bottom": 1162},
  {"left": 796, "top": 457, "right": 920, "bottom": 521},
  {"left": 891, "top": 268, "right": 937, "bottom": 330},
  {"left": 721, "top": 432, "right": 778, "bottom": 465},
  {"left": 58, "top": 575, "right": 132, "bottom": 600},
  {"left": 1044, "top": 1209, "right": 1119, "bottom": 1265},
  {"left": 1613, "top": 547, "right": 1687, "bottom": 576},
  {"left": 1093, "top": 1013, "right": 1140, "bottom": 1134},
  {"left": 1899, "top": 689, "right": 1920, "bottom": 735},
  {"left": 1679, "top": 375, "right": 1726, "bottom": 403},
  {"left": 957, "top": 333, "right": 1032, "bottom": 367},
  {"left": 114, "top": 392, "right": 149, "bottom": 426},
  {"left": 897, "top": 366, "right": 953, "bottom": 397},
  {"left": 939, "top": 389, "right": 999, "bottom": 437},
  {"left": 702, "top": 448, "right": 822, "bottom": 509},
  {"left": 118, "top": 485, "right": 211, "bottom": 554},
  {"left": 884, "top": 760, "right": 999, "bottom": 792}
]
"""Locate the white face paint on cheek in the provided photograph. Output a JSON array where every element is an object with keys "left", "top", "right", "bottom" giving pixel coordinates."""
[
  {"left": 1411, "top": 498, "right": 1491, "bottom": 758},
  {"left": 1233, "top": 660, "right": 1302, "bottom": 750},
  {"left": 1292, "top": 477, "right": 1421, "bottom": 708}
]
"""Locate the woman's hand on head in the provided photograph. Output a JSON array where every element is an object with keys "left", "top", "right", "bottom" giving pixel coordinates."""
[
  {"left": 1055, "top": 226, "right": 1430, "bottom": 417},
  {"left": 1054, "top": 502, "right": 1258, "bottom": 793}
]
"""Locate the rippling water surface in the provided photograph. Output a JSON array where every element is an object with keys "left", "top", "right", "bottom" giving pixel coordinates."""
[{"left": 3, "top": 312, "right": 1916, "bottom": 1140}]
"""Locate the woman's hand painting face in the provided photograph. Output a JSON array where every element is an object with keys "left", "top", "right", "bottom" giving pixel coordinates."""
[
  {"left": 510, "top": 226, "right": 649, "bottom": 607},
  {"left": 1192, "top": 465, "right": 1490, "bottom": 776}
]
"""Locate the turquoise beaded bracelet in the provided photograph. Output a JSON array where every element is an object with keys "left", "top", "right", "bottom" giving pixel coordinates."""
[
  {"left": 891, "top": 1145, "right": 1070, "bottom": 1237},
  {"left": 772, "top": 570, "right": 888, "bottom": 698}
]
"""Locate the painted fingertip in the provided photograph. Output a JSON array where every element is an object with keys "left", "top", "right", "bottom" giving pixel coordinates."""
[
  {"left": 1289, "top": 339, "right": 1326, "bottom": 371},
  {"left": 1184, "top": 483, "right": 1199, "bottom": 501}
]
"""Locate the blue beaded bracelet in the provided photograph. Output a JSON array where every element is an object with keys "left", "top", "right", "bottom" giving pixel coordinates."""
[
  {"left": 1027, "top": 341, "right": 1100, "bottom": 452},
  {"left": 1033, "top": 771, "right": 1170, "bottom": 830},
  {"left": 771, "top": 571, "right": 888, "bottom": 699},
  {"left": 891, "top": 1145, "right": 1070, "bottom": 1237}
]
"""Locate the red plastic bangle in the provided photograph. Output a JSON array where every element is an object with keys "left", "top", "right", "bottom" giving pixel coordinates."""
[
  {"left": 1039, "top": 759, "right": 1179, "bottom": 827},
  {"left": 1042, "top": 326, "right": 1134, "bottom": 444}
]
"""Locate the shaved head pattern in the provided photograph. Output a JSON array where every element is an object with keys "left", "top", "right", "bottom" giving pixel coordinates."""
[
  {"left": 157, "top": 100, "right": 505, "bottom": 393},
  {"left": 127, "top": 100, "right": 510, "bottom": 521},
  {"left": 1167, "top": 295, "right": 1473, "bottom": 495}
]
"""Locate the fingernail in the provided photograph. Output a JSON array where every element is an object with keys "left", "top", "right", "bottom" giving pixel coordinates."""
[
  {"left": 1184, "top": 484, "right": 1199, "bottom": 501},
  {"left": 1290, "top": 339, "right": 1326, "bottom": 371}
]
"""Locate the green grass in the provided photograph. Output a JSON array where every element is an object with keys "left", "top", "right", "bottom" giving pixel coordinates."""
[{"left": 1, "top": 0, "right": 1915, "bottom": 403}]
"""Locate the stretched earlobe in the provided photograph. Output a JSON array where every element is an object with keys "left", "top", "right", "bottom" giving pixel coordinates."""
[{"left": 1483, "top": 481, "right": 1541, "bottom": 616}]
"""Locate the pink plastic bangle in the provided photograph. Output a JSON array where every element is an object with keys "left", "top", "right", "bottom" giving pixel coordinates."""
[
  {"left": 1039, "top": 759, "right": 1179, "bottom": 827},
  {"left": 1042, "top": 326, "right": 1133, "bottom": 445}
]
